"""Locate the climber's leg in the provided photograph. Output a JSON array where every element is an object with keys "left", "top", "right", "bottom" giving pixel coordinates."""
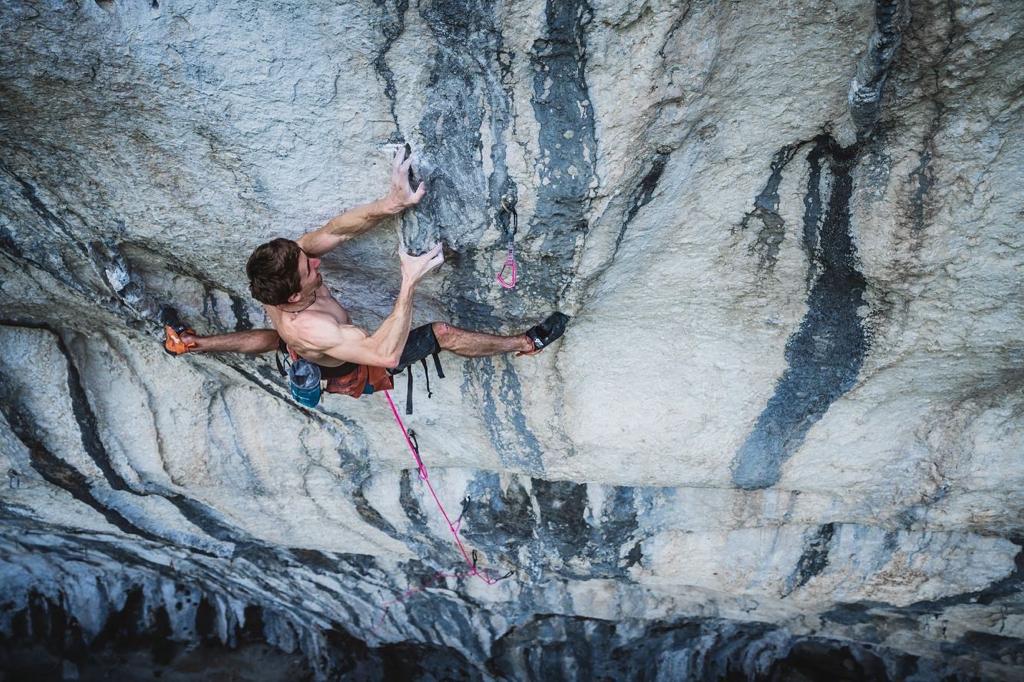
[
  {"left": 431, "top": 322, "right": 534, "bottom": 358},
  {"left": 165, "top": 327, "right": 281, "bottom": 356},
  {"left": 430, "top": 313, "right": 570, "bottom": 360}
]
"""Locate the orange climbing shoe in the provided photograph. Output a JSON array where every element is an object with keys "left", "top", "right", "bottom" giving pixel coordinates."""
[
  {"left": 160, "top": 306, "right": 198, "bottom": 356},
  {"left": 163, "top": 325, "right": 197, "bottom": 356}
]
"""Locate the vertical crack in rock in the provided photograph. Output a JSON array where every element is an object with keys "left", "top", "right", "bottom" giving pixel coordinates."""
[
  {"left": 527, "top": 0, "right": 598, "bottom": 305},
  {"left": 736, "top": 142, "right": 806, "bottom": 274},
  {"left": 907, "top": 2, "right": 959, "bottom": 237},
  {"left": 372, "top": 0, "right": 410, "bottom": 132},
  {"left": 848, "top": 0, "right": 910, "bottom": 137},
  {"left": 783, "top": 523, "right": 836, "bottom": 597},
  {"left": 908, "top": 109, "right": 939, "bottom": 236},
  {"left": 732, "top": 136, "right": 868, "bottom": 490}
]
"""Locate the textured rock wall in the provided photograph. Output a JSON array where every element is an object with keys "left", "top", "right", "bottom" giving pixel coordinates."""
[{"left": 1, "top": 0, "right": 1023, "bottom": 679}]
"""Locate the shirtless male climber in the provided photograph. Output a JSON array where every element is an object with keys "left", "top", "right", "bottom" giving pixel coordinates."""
[{"left": 163, "top": 149, "right": 568, "bottom": 405}]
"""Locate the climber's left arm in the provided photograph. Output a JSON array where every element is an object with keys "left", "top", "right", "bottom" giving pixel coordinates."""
[{"left": 297, "top": 148, "right": 426, "bottom": 257}]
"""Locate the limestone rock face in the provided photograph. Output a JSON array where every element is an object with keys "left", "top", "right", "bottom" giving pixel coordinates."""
[{"left": 1, "top": 0, "right": 1022, "bottom": 678}]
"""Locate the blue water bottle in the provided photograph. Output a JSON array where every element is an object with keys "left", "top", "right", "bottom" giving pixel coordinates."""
[{"left": 288, "top": 358, "right": 322, "bottom": 408}]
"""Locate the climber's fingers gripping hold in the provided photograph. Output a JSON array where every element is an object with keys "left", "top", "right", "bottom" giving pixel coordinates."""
[
  {"left": 399, "top": 243, "right": 444, "bottom": 287},
  {"left": 387, "top": 147, "right": 426, "bottom": 212}
]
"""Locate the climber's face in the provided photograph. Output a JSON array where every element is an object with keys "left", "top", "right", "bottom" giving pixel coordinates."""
[{"left": 291, "top": 250, "right": 323, "bottom": 301}]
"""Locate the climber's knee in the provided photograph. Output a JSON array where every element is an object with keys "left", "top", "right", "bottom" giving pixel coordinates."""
[{"left": 431, "top": 321, "right": 453, "bottom": 349}]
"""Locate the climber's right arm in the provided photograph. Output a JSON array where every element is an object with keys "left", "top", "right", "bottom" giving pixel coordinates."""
[{"left": 297, "top": 148, "right": 426, "bottom": 257}]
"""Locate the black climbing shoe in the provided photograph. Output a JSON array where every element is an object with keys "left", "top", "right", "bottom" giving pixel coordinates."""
[{"left": 523, "top": 312, "right": 570, "bottom": 354}]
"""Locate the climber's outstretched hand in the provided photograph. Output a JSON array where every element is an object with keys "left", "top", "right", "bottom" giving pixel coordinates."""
[{"left": 399, "top": 242, "right": 444, "bottom": 287}]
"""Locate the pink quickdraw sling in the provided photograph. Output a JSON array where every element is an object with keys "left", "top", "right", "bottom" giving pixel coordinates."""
[
  {"left": 497, "top": 243, "right": 517, "bottom": 289},
  {"left": 496, "top": 199, "right": 519, "bottom": 289}
]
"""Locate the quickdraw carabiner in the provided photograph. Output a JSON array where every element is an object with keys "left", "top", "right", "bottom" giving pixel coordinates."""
[{"left": 496, "top": 198, "right": 519, "bottom": 289}]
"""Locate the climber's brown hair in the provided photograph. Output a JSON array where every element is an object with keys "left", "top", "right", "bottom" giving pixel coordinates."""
[{"left": 245, "top": 238, "right": 302, "bottom": 305}]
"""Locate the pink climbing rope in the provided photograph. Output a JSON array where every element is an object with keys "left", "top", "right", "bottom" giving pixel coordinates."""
[
  {"left": 382, "top": 390, "right": 496, "bottom": 582},
  {"left": 384, "top": 388, "right": 429, "bottom": 481},
  {"left": 372, "top": 391, "right": 507, "bottom": 630},
  {"left": 374, "top": 390, "right": 508, "bottom": 631}
]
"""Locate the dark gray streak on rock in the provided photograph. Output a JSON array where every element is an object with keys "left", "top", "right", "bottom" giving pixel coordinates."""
[
  {"left": 526, "top": 0, "right": 598, "bottom": 306},
  {"left": 460, "top": 473, "right": 640, "bottom": 579},
  {"left": 398, "top": 468, "right": 431, "bottom": 533},
  {"left": 0, "top": 323, "right": 277, "bottom": 558},
  {"left": 352, "top": 483, "right": 400, "bottom": 538},
  {"left": 908, "top": 112, "right": 939, "bottom": 235},
  {"left": 460, "top": 472, "right": 537, "bottom": 558},
  {"left": 495, "top": 361, "right": 545, "bottom": 472},
  {"left": 0, "top": 399, "right": 164, "bottom": 545},
  {"left": 732, "top": 136, "right": 868, "bottom": 489},
  {"left": 229, "top": 294, "right": 254, "bottom": 331},
  {"left": 466, "top": 359, "right": 545, "bottom": 475},
  {"left": 410, "top": 0, "right": 517, "bottom": 329},
  {"left": 736, "top": 142, "right": 805, "bottom": 274},
  {"left": 531, "top": 478, "right": 589, "bottom": 562},
  {"left": 783, "top": 522, "right": 836, "bottom": 597},
  {"left": 450, "top": 0, "right": 598, "bottom": 474},
  {"left": 59, "top": 342, "right": 131, "bottom": 494},
  {"left": 613, "top": 151, "right": 669, "bottom": 256},
  {"left": 489, "top": 614, "right": 926, "bottom": 681},
  {"left": 906, "top": 2, "right": 960, "bottom": 238}
]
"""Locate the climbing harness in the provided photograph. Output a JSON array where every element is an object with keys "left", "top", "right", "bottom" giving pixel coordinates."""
[
  {"left": 387, "top": 323, "right": 446, "bottom": 416},
  {"left": 496, "top": 198, "right": 518, "bottom": 289},
  {"left": 400, "top": 352, "right": 445, "bottom": 416},
  {"left": 374, "top": 390, "right": 513, "bottom": 630}
]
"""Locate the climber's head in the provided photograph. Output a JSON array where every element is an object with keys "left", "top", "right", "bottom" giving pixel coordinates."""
[{"left": 246, "top": 238, "right": 321, "bottom": 306}]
